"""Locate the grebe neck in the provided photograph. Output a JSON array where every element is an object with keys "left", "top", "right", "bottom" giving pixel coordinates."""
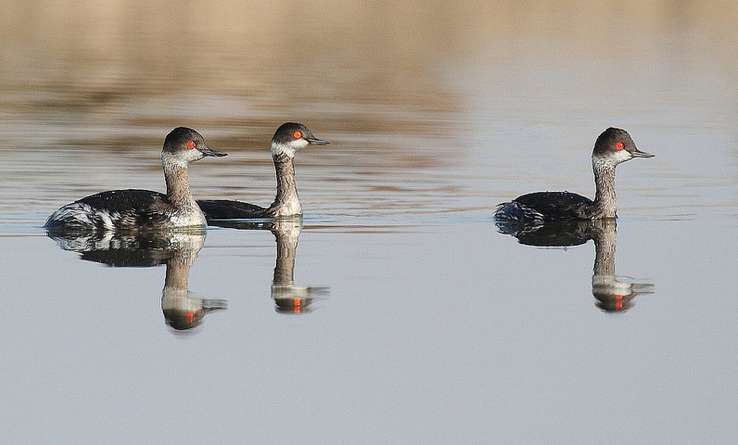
[
  {"left": 592, "top": 157, "right": 618, "bottom": 218},
  {"left": 269, "top": 153, "right": 301, "bottom": 215},
  {"left": 162, "top": 156, "right": 197, "bottom": 209}
]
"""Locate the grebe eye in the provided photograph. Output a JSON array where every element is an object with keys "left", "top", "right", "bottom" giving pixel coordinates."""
[
  {"left": 292, "top": 130, "right": 303, "bottom": 139},
  {"left": 186, "top": 140, "right": 196, "bottom": 150},
  {"left": 615, "top": 142, "right": 624, "bottom": 150}
]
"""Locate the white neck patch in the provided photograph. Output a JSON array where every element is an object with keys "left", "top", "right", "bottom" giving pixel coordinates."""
[
  {"left": 271, "top": 139, "right": 308, "bottom": 158},
  {"left": 161, "top": 151, "right": 189, "bottom": 170},
  {"left": 593, "top": 150, "right": 631, "bottom": 170}
]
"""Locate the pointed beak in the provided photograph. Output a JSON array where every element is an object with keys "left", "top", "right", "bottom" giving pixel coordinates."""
[
  {"left": 306, "top": 136, "right": 329, "bottom": 145},
  {"left": 631, "top": 148, "right": 654, "bottom": 158},
  {"left": 199, "top": 145, "right": 228, "bottom": 157}
]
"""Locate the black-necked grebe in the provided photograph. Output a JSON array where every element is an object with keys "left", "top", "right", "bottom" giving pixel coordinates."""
[
  {"left": 495, "top": 127, "right": 654, "bottom": 224},
  {"left": 45, "top": 127, "right": 226, "bottom": 232},
  {"left": 198, "top": 122, "right": 328, "bottom": 220}
]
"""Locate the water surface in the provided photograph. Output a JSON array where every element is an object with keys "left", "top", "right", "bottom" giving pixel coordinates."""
[{"left": 1, "top": 1, "right": 737, "bottom": 444}]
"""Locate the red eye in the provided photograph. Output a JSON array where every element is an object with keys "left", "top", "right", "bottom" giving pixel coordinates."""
[
  {"left": 292, "top": 130, "right": 303, "bottom": 139},
  {"left": 615, "top": 142, "right": 624, "bottom": 150},
  {"left": 186, "top": 140, "right": 196, "bottom": 150}
]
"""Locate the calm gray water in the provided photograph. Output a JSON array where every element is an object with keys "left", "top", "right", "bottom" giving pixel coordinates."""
[{"left": 1, "top": 1, "right": 737, "bottom": 444}]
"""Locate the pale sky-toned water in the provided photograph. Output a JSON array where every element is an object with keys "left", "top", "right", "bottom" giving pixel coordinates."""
[{"left": 0, "top": 1, "right": 737, "bottom": 444}]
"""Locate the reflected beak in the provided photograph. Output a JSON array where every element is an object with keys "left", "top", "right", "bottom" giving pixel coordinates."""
[
  {"left": 631, "top": 148, "right": 654, "bottom": 158},
  {"left": 306, "top": 136, "right": 329, "bottom": 145},
  {"left": 199, "top": 146, "right": 228, "bottom": 157},
  {"left": 631, "top": 283, "right": 656, "bottom": 295}
]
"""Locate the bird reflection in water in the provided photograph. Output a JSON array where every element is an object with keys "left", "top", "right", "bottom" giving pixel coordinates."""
[
  {"left": 47, "top": 228, "right": 227, "bottom": 331},
  {"left": 208, "top": 217, "right": 329, "bottom": 314},
  {"left": 496, "top": 219, "right": 654, "bottom": 313}
]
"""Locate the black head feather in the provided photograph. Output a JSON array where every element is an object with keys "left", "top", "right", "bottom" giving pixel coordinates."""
[
  {"left": 592, "top": 127, "right": 637, "bottom": 157},
  {"left": 163, "top": 127, "right": 206, "bottom": 153}
]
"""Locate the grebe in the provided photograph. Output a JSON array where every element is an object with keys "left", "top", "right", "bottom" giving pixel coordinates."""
[
  {"left": 495, "top": 128, "right": 653, "bottom": 225},
  {"left": 45, "top": 127, "right": 226, "bottom": 232},
  {"left": 198, "top": 122, "right": 328, "bottom": 220}
]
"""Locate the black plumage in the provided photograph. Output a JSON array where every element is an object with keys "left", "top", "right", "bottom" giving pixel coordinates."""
[
  {"left": 197, "top": 199, "right": 268, "bottom": 220},
  {"left": 511, "top": 191, "right": 595, "bottom": 221},
  {"left": 45, "top": 189, "right": 172, "bottom": 232}
]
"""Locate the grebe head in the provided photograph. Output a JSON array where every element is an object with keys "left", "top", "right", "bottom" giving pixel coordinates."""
[
  {"left": 592, "top": 127, "right": 653, "bottom": 165},
  {"left": 162, "top": 127, "right": 227, "bottom": 166},
  {"left": 271, "top": 122, "right": 329, "bottom": 158}
]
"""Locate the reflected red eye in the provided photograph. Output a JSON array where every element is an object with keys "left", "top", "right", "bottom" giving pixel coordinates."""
[
  {"left": 615, "top": 142, "right": 624, "bottom": 150},
  {"left": 292, "top": 298, "right": 302, "bottom": 314},
  {"left": 292, "top": 130, "right": 303, "bottom": 139},
  {"left": 186, "top": 140, "right": 196, "bottom": 150}
]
